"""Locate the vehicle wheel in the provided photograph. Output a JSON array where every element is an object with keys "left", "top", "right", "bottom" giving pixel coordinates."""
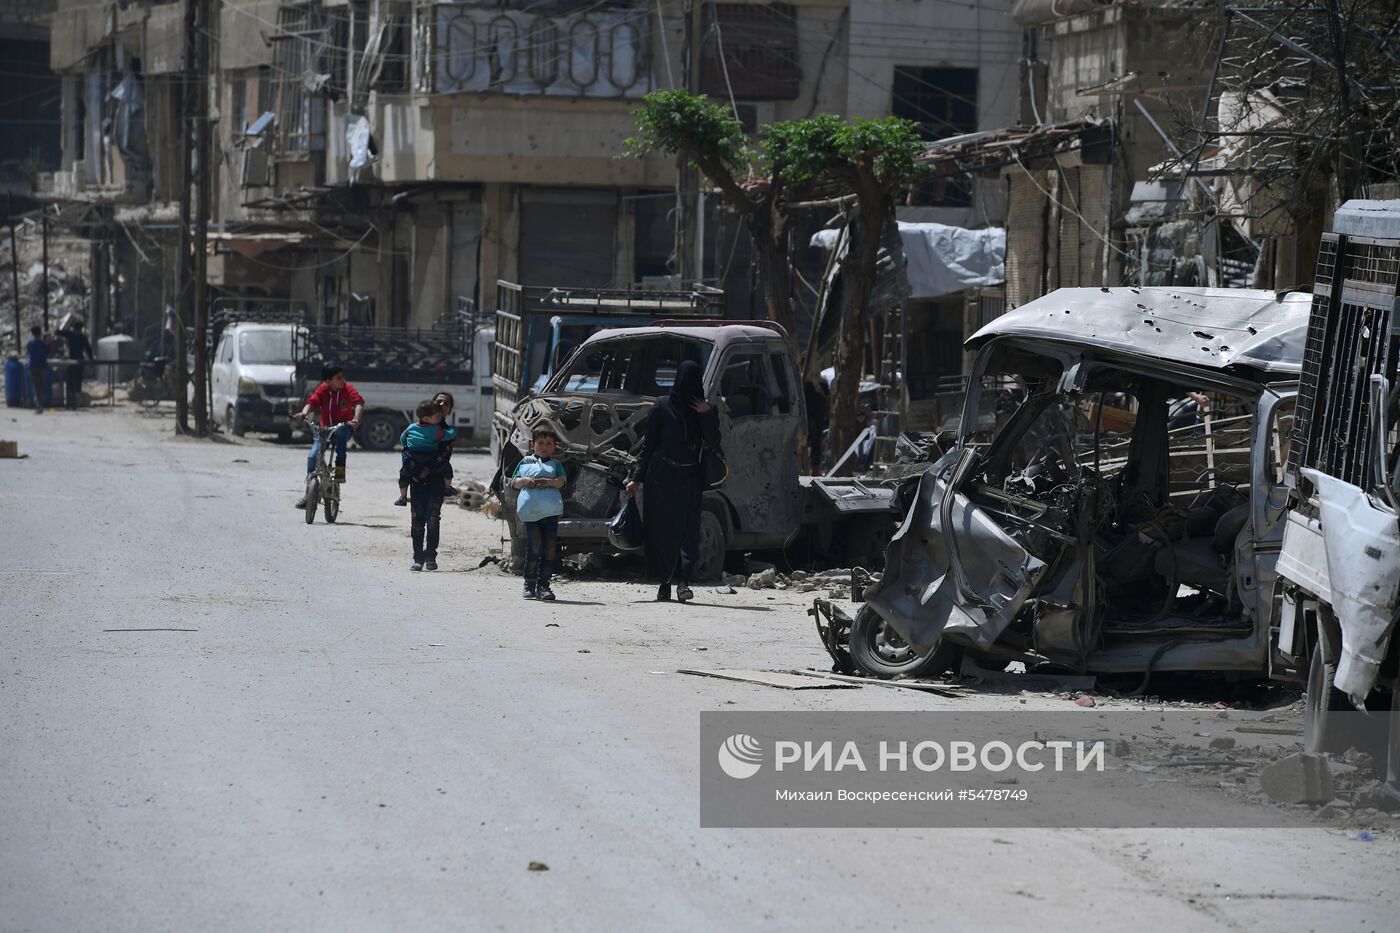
[
  {"left": 324, "top": 483, "right": 340, "bottom": 524},
  {"left": 359, "top": 412, "right": 402, "bottom": 452},
  {"left": 1304, "top": 617, "right": 1352, "bottom": 753},
  {"left": 228, "top": 406, "right": 246, "bottom": 437},
  {"left": 694, "top": 509, "right": 727, "bottom": 582},
  {"left": 304, "top": 476, "right": 320, "bottom": 525},
  {"left": 849, "top": 604, "right": 962, "bottom": 679}
]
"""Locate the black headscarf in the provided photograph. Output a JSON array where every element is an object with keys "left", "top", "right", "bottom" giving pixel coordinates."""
[{"left": 668, "top": 359, "right": 704, "bottom": 441}]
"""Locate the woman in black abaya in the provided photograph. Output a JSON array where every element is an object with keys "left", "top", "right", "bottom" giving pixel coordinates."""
[{"left": 625, "top": 359, "right": 720, "bottom": 602}]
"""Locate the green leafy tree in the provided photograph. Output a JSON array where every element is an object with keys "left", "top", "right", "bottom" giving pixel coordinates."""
[
  {"left": 765, "top": 116, "right": 925, "bottom": 466},
  {"left": 626, "top": 90, "right": 797, "bottom": 340}
]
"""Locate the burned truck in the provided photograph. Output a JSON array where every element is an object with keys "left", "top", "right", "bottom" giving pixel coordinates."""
[
  {"left": 493, "top": 319, "right": 809, "bottom": 578},
  {"left": 834, "top": 286, "right": 1311, "bottom": 681},
  {"left": 1271, "top": 200, "right": 1399, "bottom": 773}
]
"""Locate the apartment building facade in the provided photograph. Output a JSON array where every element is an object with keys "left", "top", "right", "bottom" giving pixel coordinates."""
[{"left": 39, "top": 0, "right": 1023, "bottom": 344}]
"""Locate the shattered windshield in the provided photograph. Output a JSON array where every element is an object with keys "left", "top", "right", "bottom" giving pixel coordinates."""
[
  {"left": 549, "top": 336, "right": 713, "bottom": 396},
  {"left": 239, "top": 329, "right": 294, "bottom": 365}
]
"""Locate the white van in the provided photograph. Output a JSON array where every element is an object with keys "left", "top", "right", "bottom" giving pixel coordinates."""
[{"left": 212, "top": 323, "right": 302, "bottom": 439}]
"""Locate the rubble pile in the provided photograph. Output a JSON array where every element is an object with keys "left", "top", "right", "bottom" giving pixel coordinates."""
[
  {"left": 0, "top": 223, "right": 90, "bottom": 350},
  {"left": 719, "top": 566, "right": 859, "bottom": 599}
]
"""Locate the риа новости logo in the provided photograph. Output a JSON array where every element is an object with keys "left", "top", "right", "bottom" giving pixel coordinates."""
[{"left": 717, "top": 734, "right": 763, "bottom": 779}]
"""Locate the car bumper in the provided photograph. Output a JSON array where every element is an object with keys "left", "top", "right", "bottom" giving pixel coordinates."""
[{"left": 234, "top": 395, "right": 297, "bottom": 431}]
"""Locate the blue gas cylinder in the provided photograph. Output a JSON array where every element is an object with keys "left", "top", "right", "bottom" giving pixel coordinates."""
[{"left": 3, "top": 356, "right": 23, "bottom": 407}]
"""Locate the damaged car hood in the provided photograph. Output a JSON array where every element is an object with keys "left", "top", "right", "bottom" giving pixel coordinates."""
[
  {"left": 511, "top": 392, "right": 652, "bottom": 464},
  {"left": 864, "top": 463, "right": 1048, "bottom": 653},
  {"left": 968, "top": 287, "right": 1311, "bottom": 376}
]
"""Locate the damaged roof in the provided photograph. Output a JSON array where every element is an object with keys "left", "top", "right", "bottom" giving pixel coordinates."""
[{"left": 968, "top": 287, "right": 1312, "bottom": 376}]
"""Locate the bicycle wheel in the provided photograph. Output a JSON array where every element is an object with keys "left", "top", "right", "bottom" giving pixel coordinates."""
[
  {"left": 304, "top": 475, "right": 321, "bottom": 524},
  {"left": 324, "top": 481, "right": 340, "bottom": 524}
]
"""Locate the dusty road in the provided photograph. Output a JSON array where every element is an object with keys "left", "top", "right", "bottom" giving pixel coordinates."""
[{"left": 2, "top": 405, "right": 1397, "bottom": 931}]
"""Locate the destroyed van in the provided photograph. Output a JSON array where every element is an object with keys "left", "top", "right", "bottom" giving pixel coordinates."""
[
  {"left": 1271, "top": 200, "right": 1399, "bottom": 773},
  {"left": 493, "top": 321, "right": 806, "bottom": 578},
  {"left": 846, "top": 286, "right": 1312, "bottom": 681}
]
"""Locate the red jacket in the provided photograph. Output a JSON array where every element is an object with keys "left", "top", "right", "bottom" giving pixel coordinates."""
[{"left": 305, "top": 381, "right": 365, "bottom": 425}]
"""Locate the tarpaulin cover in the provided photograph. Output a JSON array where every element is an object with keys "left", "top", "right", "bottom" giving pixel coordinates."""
[{"left": 811, "top": 222, "right": 1005, "bottom": 299}]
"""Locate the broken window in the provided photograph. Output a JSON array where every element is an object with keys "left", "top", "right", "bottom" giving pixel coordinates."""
[
  {"left": 550, "top": 337, "right": 713, "bottom": 397},
  {"left": 720, "top": 351, "right": 775, "bottom": 419},
  {"left": 892, "top": 66, "right": 977, "bottom": 207},
  {"left": 272, "top": 5, "right": 329, "bottom": 154},
  {"left": 768, "top": 351, "right": 793, "bottom": 414},
  {"left": 700, "top": 4, "right": 801, "bottom": 101},
  {"left": 373, "top": 1, "right": 410, "bottom": 92}
]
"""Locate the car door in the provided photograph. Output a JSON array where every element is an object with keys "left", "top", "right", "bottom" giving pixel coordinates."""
[
  {"left": 712, "top": 341, "right": 803, "bottom": 540},
  {"left": 211, "top": 331, "right": 234, "bottom": 422}
]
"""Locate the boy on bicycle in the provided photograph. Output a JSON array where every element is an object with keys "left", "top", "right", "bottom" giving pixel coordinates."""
[{"left": 293, "top": 365, "right": 364, "bottom": 508}]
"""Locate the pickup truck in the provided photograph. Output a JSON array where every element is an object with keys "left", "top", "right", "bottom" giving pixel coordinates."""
[
  {"left": 492, "top": 312, "right": 909, "bottom": 577},
  {"left": 215, "top": 319, "right": 492, "bottom": 448},
  {"left": 1271, "top": 199, "right": 1399, "bottom": 789}
]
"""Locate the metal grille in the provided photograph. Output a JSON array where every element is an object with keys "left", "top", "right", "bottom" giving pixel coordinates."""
[{"left": 1288, "top": 228, "right": 1400, "bottom": 494}]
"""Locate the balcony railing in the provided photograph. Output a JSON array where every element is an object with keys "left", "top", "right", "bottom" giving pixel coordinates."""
[{"left": 420, "top": 2, "right": 653, "bottom": 98}]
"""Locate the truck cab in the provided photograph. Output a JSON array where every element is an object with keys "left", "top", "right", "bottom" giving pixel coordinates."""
[{"left": 1271, "top": 200, "right": 1400, "bottom": 786}]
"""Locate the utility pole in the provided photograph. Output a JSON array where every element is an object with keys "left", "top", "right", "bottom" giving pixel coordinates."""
[
  {"left": 675, "top": 0, "right": 705, "bottom": 285},
  {"left": 175, "top": 0, "right": 197, "bottom": 432},
  {"left": 41, "top": 211, "right": 49, "bottom": 331},
  {"left": 7, "top": 194, "right": 20, "bottom": 353},
  {"left": 191, "top": 0, "right": 212, "bottom": 435}
]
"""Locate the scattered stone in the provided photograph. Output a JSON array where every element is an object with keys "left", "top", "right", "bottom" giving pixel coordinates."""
[
  {"left": 1342, "top": 748, "right": 1374, "bottom": 771},
  {"left": 528, "top": 861, "right": 549, "bottom": 872},
  {"left": 790, "top": 570, "right": 809, "bottom": 581},
  {"left": 1259, "top": 753, "right": 1333, "bottom": 805},
  {"left": 1315, "top": 799, "right": 1353, "bottom": 821},
  {"left": 1209, "top": 737, "right": 1237, "bottom": 751},
  {"left": 827, "top": 586, "right": 850, "bottom": 600},
  {"left": 748, "top": 568, "right": 777, "bottom": 589},
  {"left": 1352, "top": 780, "right": 1385, "bottom": 810},
  {"left": 799, "top": 582, "right": 818, "bottom": 592},
  {"left": 1074, "top": 695, "right": 1096, "bottom": 708}
]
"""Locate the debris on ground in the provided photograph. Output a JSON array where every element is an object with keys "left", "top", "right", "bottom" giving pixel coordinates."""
[
  {"left": 454, "top": 481, "right": 490, "bottom": 511},
  {"left": 1259, "top": 753, "right": 1334, "bottom": 805},
  {"left": 677, "top": 669, "right": 858, "bottom": 690},
  {"left": 527, "top": 861, "right": 549, "bottom": 872},
  {"left": 0, "top": 440, "right": 21, "bottom": 459}
]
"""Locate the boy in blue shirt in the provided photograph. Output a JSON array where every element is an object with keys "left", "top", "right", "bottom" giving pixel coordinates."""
[
  {"left": 395, "top": 398, "right": 457, "bottom": 506},
  {"left": 25, "top": 325, "right": 50, "bottom": 413},
  {"left": 510, "top": 426, "right": 566, "bottom": 600}
]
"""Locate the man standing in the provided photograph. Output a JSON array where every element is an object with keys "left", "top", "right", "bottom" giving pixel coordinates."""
[
  {"left": 56, "top": 319, "right": 95, "bottom": 410},
  {"left": 292, "top": 365, "right": 364, "bottom": 508},
  {"left": 24, "top": 325, "right": 50, "bottom": 414}
]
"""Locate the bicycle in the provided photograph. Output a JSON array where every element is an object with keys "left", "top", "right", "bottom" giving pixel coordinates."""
[{"left": 301, "top": 420, "right": 351, "bottom": 525}]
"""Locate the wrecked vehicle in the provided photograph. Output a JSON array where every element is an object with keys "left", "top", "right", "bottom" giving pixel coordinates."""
[
  {"left": 840, "top": 286, "right": 1311, "bottom": 681},
  {"left": 494, "top": 320, "right": 808, "bottom": 579},
  {"left": 1271, "top": 200, "right": 1399, "bottom": 770}
]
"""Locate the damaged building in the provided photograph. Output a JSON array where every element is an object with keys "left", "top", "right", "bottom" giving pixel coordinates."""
[{"left": 31, "top": 0, "right": 1026, "bottom": 356}]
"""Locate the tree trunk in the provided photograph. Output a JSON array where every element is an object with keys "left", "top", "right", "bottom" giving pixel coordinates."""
[
  {"left": 758, "top": 222, "right": 796, "bottom": 341},
  {"left": 827, "top": 203, "right": 885, "bottom": 472}
]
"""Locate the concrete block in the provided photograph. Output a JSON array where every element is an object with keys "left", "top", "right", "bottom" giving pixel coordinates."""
[{"left": 1259, "top": 753, "right": 1333, "bottom": 805}]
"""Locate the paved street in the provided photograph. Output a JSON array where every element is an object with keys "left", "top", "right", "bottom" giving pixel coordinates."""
[{"left": 3, "top": 406, "right": 1398, "bottom": 932}]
